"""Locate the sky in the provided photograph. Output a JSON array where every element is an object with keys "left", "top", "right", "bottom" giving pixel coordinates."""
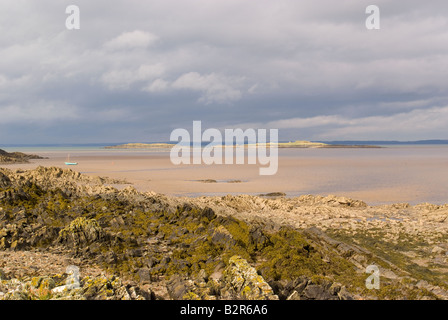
[{"left": 1, "top": 0, "right": 448, "bottom": 144}]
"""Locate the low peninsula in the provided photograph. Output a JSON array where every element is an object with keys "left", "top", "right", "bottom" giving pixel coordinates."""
[
  {"left": 250, "top": 140, "right": 381, "bottom": 148},
  {"left": 105, "top": 143, "right": 175, "bottom": 149},
  {"left": 0, "top": 149, "right": 47, "bottom": 164},
  {"left": 105, "top": 141, "right": 380, "bottom": 149}
]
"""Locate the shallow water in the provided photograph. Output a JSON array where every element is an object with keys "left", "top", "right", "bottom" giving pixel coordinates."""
[
  {"left": 275, "top": 146, "right": 448, "bottom": 205},
  {"left": 2, "top": 145, "right": 447, "bottom": 206}
]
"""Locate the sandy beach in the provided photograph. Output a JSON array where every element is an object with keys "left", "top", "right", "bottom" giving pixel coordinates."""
[{"left": 3, "top": 146, "right": 448, "bottom": 206}]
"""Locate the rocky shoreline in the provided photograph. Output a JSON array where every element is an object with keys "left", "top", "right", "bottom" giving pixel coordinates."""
[
  {"left": 1, "top": 166, "right": 447, "bottom": 300},
  {"left": 0, "top": 149, "right": 47, "bottom": 164}
]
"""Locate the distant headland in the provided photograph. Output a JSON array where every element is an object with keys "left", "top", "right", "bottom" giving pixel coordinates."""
[
  {"left": 268, "top": 141, "right": 381, "bottom": 148},
  {"left": 104, "top": 143, "right": 175, "bottom": 149},
  {"left": 104, "top": 141, "right": 381, "bottom": 149},
  {"left": 0, "top": 149, "right": 47, "bottom": 164}
]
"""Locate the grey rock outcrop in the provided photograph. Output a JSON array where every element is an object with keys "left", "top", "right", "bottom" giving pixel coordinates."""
[
  {"left": 221, "top": 256, "right": 278, "bottom": 300},
  {"left": 58, "top": 217, "right": 106, "bottom": 247}
]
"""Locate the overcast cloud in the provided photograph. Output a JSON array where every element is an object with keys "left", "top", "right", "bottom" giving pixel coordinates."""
[{"left": 1, "top": 0, "right": 448, "bottom": 144}]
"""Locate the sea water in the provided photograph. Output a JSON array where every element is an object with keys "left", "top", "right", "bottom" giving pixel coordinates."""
[{"left": 2, "top": 144, "right": 447, "bottom": 205}]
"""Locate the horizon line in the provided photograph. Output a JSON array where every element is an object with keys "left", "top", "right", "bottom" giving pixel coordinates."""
[{"left": 2, "top": 139, "right": 448, "bottom": 148}]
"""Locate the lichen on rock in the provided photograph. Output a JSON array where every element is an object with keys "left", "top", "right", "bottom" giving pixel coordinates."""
[
  {"left": 222, "top": 255, "right": 278, "bottom": 300},
  {"left": 2, "top": 166, "right": 448, "bottom": 300},
  {"left": 58, "top": 217, "right": 105, "bottom": 247}
]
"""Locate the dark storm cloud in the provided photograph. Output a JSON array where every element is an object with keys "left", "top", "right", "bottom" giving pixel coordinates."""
[{"left": 1, "top": 0, "right": 448, "bottom": 144}]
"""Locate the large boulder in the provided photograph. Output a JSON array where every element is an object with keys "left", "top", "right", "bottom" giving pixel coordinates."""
[
  {"left": 283, "top": 279, "right": 354, "bottom": 300},
  {"left": 58, "top": 217, "right": 105, "bottom": 247},
  {"left": 166, "top": 274, "right": 213, "bottom": 300},
  {"left": 0, "top": 171, "right": 11, "bottom": 189},
  {"left": 221, "top": 256, "right": 278, "bottom": 300},
  {"left": 211, "top": 226, "right": 236, "bottom": 247},
  {"left": 0, "top": 268, "right": 8, "bottom": 280}
]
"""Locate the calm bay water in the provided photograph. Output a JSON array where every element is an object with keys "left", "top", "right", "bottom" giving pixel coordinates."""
[
  {"left": 278, "top": 145, "right": 448, "bottom": 205},
  {"left": 2, "top": 144, "right": 447, "bottom": 205}
]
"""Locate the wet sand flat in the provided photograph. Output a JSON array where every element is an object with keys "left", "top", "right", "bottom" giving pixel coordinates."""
[{"left": 2, "top": 146, "right": 448, "bottom": 205}]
